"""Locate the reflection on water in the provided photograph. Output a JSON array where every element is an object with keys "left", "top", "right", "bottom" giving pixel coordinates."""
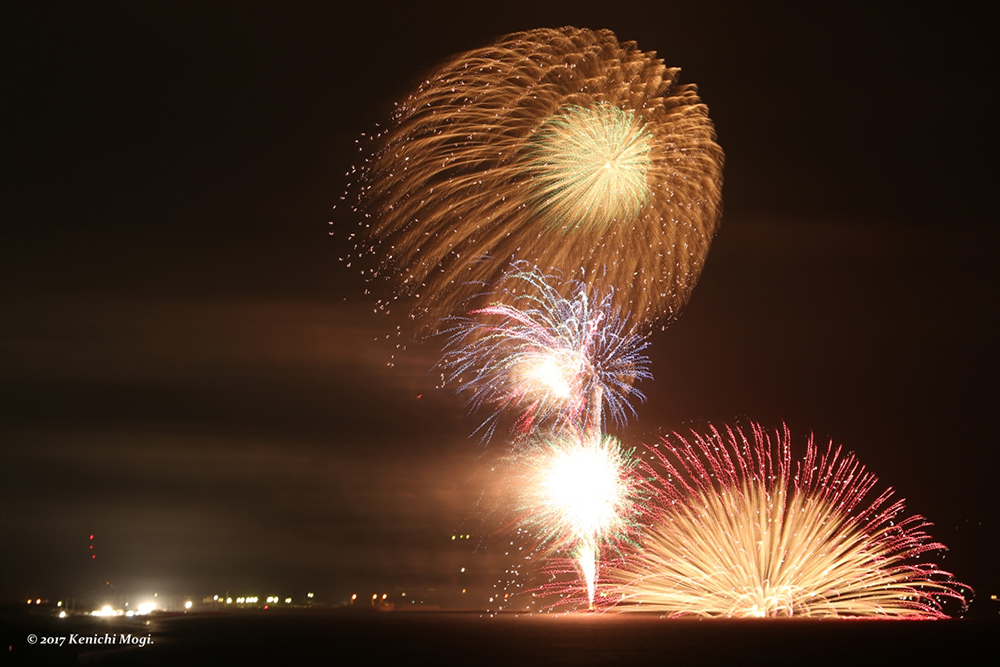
[{"left": 3, "top": 609, "right": 994, "bottom": 667}]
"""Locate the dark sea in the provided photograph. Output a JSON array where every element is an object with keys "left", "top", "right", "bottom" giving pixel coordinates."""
[{"left": 3, "top": 608, "right": 996, "bottom": 666}]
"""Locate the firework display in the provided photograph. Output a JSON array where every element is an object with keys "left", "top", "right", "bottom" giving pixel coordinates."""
[
  {"left": 510, "top": 431, "right": 642, "bottom": 608},
  {"left": 348, "top": 25, "right": 972, "bottom": 620},
  {"left": 439, "top": 264, "right": 651, "bottom": 441},
  {"left": 357, "top": 27, "right": 723, "bottom": 333},
  {"left": 605, "top": 424, "right": 970, "bottom": 618}
]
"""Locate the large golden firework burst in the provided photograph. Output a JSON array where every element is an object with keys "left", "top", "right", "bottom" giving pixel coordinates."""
[
  {"left": 357, "top": 27, "right": 724, "bottom": 333},
  {"left": 604, "top": 424, "right": 970, "bottom": 618}
]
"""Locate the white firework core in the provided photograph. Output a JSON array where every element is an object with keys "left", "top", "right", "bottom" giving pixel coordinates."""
[{"left": 526, "top": 104, "right": 653, "bottom": 232}]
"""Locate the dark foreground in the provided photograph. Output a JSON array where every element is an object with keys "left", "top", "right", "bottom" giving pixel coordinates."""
[{"left": 3, "top": 608, "right": 996, "bottom": 666}]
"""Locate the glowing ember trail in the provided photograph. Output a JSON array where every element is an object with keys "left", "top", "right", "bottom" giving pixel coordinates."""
[{"left": 577, "top": 540, "right": 598, "bottom": 609}]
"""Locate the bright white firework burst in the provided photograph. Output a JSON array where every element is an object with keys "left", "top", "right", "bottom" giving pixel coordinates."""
[
  {"left": 604, "top": 423, "right": 971, "bottom": 618},
  {"left": 510, "top": 431, "right": 642, "bottom": 609},
  {"left": 353, "top": 27, "right": 724, "bottom": 334},
  {"left": 438, "top": 264, "right": 651, "bottom": 441}
]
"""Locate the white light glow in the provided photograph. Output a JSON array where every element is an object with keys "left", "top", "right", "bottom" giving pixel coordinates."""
[
  {"left": 524, "top": 354, "right": 575, "bottom": 399},
  {"left": 541, "top": 441, "right": 625, "bottom": 538}
]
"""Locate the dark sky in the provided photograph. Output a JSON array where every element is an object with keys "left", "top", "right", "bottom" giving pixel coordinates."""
[{"left": 2, "top": 1, "right": 996, "bottom": 613}]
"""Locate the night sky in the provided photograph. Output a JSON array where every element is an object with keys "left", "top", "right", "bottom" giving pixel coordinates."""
[{"left": 2, "top": 1, "right": 996, "bottom": 614}]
